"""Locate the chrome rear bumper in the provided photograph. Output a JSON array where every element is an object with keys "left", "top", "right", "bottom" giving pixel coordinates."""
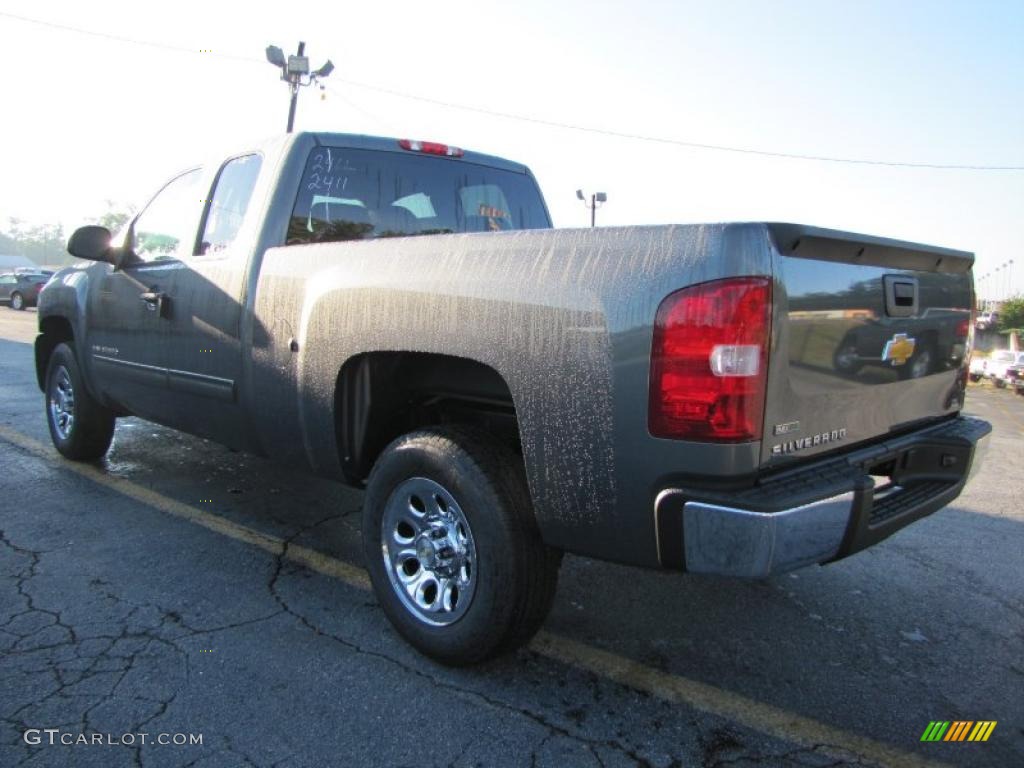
[
  {"left": 655, "top": 417, "right": 990, "bottom": 579},
  {"left": 681, "top": 493, "right": 854, "bottom": 578}
]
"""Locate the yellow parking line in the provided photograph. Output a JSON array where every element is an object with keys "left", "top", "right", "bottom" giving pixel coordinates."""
[{"left": 0, "top": 424, "right": 947, "bottom": 768}]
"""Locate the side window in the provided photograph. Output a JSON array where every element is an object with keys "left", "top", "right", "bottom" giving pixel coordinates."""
[
  {"left": 198, "top": 154, "right": 263, "bottom": 256},
  {"left": 131, "top": 169, "right": 203, "bottom": 262}
]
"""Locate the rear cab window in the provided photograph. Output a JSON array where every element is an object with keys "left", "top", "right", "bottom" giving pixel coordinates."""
[{"left": 286, "top": 146, "right": 549, "bottom": 245}]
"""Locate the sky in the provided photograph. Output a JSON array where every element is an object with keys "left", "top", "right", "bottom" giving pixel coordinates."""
[{"left": 0, "top": 0, "right": 1021, "bottom": 298}]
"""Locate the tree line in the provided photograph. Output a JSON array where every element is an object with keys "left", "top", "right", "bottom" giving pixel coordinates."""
[{"left": 2, "top": 205, "right": 133, "bottom": 268}]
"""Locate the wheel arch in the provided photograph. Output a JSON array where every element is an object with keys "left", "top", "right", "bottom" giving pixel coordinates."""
[
  {"left": 35, "top": 315, "right": 75, "bottom": 391},
  {"left": 334, "top": 351, "right": 520, "bottom": 486}
]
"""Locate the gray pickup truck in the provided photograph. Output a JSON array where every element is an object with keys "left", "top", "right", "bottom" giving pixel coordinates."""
[{"left": 37, "top": 132, "right": 990, "bottom": 664}]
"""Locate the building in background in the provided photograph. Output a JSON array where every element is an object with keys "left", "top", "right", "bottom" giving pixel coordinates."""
[{"left": 0, "top": 254, "right": 40, "bottom": 271}]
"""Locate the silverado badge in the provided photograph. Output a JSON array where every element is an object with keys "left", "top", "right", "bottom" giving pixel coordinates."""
[
  {"left": 881, "top": 333, "right": 915, "bottom": 366},
  {"left": 771, "top": 428, "right": 848, "bottom": 456}
]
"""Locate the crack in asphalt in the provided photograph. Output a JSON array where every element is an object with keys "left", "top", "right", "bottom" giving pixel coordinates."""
[
  {"left": 0, "top": 527, "right": 283, "bottom": 768},
  {"left": 3, "top": 511, "right": 671, "bottom": 768},
  {"left": 701, "top": 733, "right": 874, "bottom": 768}
]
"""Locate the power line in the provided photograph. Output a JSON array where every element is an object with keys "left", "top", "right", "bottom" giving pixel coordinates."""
[
  {"left": 330, "top": 80, "right": 1024, "bottom": 171},
  {"left": 4, "top": 9, "right": 1023, "bottom": 172},
  {"left": 0, "top": 10, "right": 258, "bottom": 62}
]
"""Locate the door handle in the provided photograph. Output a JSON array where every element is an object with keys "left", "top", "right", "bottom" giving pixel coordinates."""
[{"left": 139, "top": 290, "right": 169, "bottom": 316}]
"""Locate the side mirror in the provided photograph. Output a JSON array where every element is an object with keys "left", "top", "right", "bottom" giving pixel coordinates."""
[{"left": 67, "top": 226, "right": 112, "bottom": 263}]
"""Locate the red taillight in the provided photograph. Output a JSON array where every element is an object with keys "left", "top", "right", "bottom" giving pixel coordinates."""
[
  {"left": 649, "top": 277, "right": 772, "bottom": 442},
  {"left": 398, "top": 138, "right": 464, "bottom": 157},
  {"left": 956, "top": 317, "right": 970, "bottom": 339}
]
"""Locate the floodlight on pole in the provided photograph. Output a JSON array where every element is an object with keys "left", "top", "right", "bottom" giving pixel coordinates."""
[
  {"left": 576, "top": 189, "right": 607, "bottom": 227},
  {"left": 265, "top": 46, "right": 285, "bottom": 68},
  {"left": 265, "top": 41, "right": 334, "bottom": 133}
]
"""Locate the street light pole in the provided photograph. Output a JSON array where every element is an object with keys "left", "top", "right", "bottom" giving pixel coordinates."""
[
  {"left": 266, "top": 41, "right": 334, "bottom": 134},
  {"left": 576, "top": 189, "right": 607, "bottom": 227},
  {"left": 286, "top": 42, "right": 305, "bottom": 133}
]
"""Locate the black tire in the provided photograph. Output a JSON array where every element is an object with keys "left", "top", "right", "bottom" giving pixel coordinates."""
[
  {"left": 897, "top": 345, "right": 933, "bottom": 380},
  {"left": 44, "top": 343, "right": 116, "bottom": 461},
  {"left": 362, "top": 427, "right": 561, "bottom": 666},
  {"left": 10, "top": 292, "right": 25, "bottom": 311},
  {"left": 969, "top": 373, "right": 982, "bottom": 383},
  {"left": 832, "top": 342, "right": 862, "bottom": 375}
]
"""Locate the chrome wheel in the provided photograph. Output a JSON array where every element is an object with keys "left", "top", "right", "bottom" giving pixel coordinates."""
[
  {"left": 381, "top": 477, "right": 477, "bottom": 626},
  {"left": 909, "top": 349, "right": 932, "bottom": 379},
  {"left": 834, "top": 344, "right": 860, "bottom": 373},
  {"left": 49, "top": 365, "right": 75, "bottom": 440},
  {"left": 11, "top": 292, "right": 24, "bottom": 310}
]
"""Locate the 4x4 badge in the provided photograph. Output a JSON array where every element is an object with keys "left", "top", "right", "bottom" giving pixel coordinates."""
[{"left": 882, "top": 333, "right": 916, "bottom": 366}]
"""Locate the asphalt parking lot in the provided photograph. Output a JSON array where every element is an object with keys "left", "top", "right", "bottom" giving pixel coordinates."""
[{"left": 1, "top": 307, "right": 1022, "bottom": 768}]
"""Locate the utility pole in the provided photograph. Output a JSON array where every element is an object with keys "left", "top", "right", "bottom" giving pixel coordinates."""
[
  {"left": 285, "top": 42, "right": 304, "bottom": 133},
  {"left": 265, "top": 42, "right": 334, "bottom": 133},
  {"left": 576, "top": 189, "right": 607, "bottom": 227}
]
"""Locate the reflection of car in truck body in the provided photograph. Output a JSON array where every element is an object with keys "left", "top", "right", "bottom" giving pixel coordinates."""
[
  {"left": 975, "top": 311, "right": 999, "bottom": 331},
  {"left": 987, "top": 350, "right": 1024, "bottom": 388},
  {"left": 969, "top": 353, "right": 989, "bottom": 382},
  {"left": 828, "top": 297, "right": 970, "bottom": 381},
  {"left": 36, "top": 133, "right": 990, "bottom": 665},
  {"left": 1008, "top": 364, "right": 1024, "bottom": 395}
]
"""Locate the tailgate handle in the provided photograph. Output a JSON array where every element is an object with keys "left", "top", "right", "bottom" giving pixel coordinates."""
[{"left": 883, "top": 275, "right": 918, "bottom": 317}]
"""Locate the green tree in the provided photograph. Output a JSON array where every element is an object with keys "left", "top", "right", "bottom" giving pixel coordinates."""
[
  {"left": 1, "top": 202, "right": 135, "bottom": 268},
  {"left": 5, "top": 218, "right": 66, "bottom": 266},
  {"left": 96, "top": 199, "right": 134, "bottom": 236},
  {"left": 998, "top": 296, "right": 1024, "bottom": 332}
]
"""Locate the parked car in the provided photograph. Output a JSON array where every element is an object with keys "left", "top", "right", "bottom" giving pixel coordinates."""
[
  {"left": 36, "top": 132, "right": 990, "bottom": 665},
  {"left": 0, "top": 272, "right": 49, "bottom": 310},
  {"left": 975, "top": 311, "right": 999, "bottom": 331},
  {"left": 985, "top": 349, "right": 1024, "bottom": 387}
]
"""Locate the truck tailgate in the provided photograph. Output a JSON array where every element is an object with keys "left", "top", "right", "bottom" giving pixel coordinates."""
[{"left": 762, "top": 224, "right": 973, "bottom": 467}]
